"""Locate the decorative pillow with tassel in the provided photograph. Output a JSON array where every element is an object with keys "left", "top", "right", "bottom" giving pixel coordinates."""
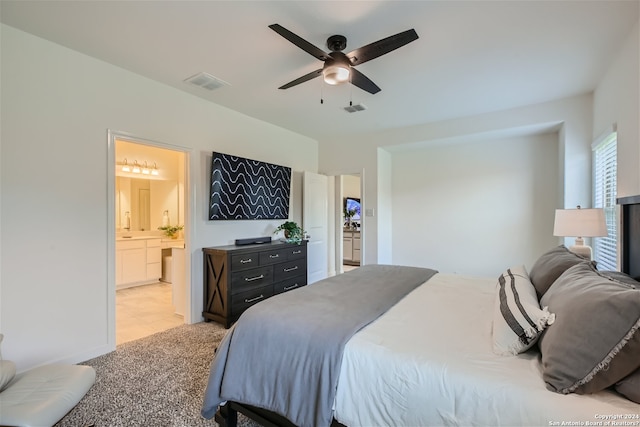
[
  {"left": 539, "top": 261, "right": 640, "bottom": 394},
  {"left": 492, "top": 265, "right": 555, "bottom": 356}
]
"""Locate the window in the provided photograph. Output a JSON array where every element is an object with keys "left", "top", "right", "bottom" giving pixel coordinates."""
[{"left": 592, "top": 130, "right": 617, "bottom": 270}]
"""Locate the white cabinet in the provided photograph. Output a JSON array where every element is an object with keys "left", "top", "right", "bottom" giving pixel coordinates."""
[
  {"left": 146, "top": 238, "right": 162, "bottom": 281},
  {"left": 116, "top": 238, "right": 162, "bottom": 289},
  {"left": 343, "top": 231, "right": 361, "bottom": 266},
  {"left": 353, "top": 233, "right": 361, "bottom": 263},
  {"left": 343, "top": 234, "right": 354, "bottom": 261}
]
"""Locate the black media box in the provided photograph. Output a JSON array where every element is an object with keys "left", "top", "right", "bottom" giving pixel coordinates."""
[{"left": 235, "top": 236, "right": 272, "bottom": 246}]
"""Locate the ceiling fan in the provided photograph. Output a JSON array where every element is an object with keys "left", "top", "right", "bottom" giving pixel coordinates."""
[{"left": 269, "top": 24, "right": 419, "bottom": 95}]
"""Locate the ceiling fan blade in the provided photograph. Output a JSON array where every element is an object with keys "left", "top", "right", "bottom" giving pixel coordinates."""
[
  {"left": 347, "top": 29, "right": 419, "bottom": 66},
  {"left": 269, "top": 24, "right": 330, "bottom": 61},
  {"left": 350, "top": 68, "right": 381, "bottom": 94},
  {"left": 278, "top": 69, "right": 323, "bottom": 90}
]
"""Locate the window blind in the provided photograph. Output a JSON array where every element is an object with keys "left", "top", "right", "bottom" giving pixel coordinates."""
[{"left": 592, "top": 132, "right": 617, "bottom": 270}]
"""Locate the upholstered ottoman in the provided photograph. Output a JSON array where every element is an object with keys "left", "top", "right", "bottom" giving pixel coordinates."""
[{"left": 0, "top": 364, "right": 95, "bottom": 427}]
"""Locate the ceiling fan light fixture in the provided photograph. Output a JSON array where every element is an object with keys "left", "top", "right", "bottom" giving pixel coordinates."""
[{"left": 323, "top": 65, "right": 350, "bottom": 85}]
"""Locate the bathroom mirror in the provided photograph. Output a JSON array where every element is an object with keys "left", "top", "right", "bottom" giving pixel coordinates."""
[
  {"left": 116, "top": 177, "right": 149, "bottom": 231},
  {"left": 116, "top": 176, "right": 181, "bottom": 232}
]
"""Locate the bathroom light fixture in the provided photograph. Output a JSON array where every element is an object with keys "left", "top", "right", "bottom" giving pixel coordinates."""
[{"left": 118, "top": 159, "right": 161, "bottom": 176}]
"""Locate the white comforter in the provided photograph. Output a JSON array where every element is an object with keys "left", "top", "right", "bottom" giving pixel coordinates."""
[{"left": 334, "top": 273, "right": 640, "bottom": 426}]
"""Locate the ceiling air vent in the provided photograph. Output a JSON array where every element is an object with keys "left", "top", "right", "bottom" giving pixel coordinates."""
[
  {"left": 344, "top": 103, "right": 367, "bottom": 113},
  {"left": 184, "top": 72, "right": 230, "bottom": 91}
]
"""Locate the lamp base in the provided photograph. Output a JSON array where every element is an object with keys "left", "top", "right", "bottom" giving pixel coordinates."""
[{"left": 569, "top": 238, "right": 593, "bottom": 260}]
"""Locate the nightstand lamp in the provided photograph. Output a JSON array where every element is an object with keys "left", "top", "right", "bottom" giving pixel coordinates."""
[{"left": 553, "top": 206, "right": 608, "bottom": 260}]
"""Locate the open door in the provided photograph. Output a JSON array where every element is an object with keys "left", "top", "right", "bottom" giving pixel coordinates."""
[{"left": 303, "top": 171, "right": 329, "bottom": 283}]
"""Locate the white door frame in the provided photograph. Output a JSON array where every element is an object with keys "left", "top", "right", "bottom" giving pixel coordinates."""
[
  {"left": 335, "top": 170, "right": 365, "bottom": 273},
  {"left": 107, "top": 130, "right": 194, "bottom": 348}
]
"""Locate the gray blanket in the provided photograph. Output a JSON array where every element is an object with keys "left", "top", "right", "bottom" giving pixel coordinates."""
[{"left": 201, "top": 264, "right": 437, "bottom": 427}]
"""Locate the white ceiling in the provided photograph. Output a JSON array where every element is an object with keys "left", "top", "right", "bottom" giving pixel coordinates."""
[{"left": 1, "top": 1, "right": 638, "bottom": 141}]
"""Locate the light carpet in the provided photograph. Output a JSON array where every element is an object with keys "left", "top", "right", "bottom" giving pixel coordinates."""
[{"left": 55, "top": 322, "right": 259, "bottom": 427}]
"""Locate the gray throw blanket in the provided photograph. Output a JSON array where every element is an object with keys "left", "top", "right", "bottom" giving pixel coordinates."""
[{"left": 201, "top": 264, "right": 437, "bottom": 427}]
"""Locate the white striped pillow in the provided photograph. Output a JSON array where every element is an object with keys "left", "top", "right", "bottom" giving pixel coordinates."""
[{"left": 492, "top": 265, "right": 555, "bottom": 356}]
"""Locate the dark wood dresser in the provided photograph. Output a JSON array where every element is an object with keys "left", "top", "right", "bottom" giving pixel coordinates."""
[{"left": 202, "top": 240, "right": 308, "bottom": 327}]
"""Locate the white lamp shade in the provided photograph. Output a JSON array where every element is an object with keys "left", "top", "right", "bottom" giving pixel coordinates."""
[{"left": 553, "top": 208, "right": 608, "bottom": 237}]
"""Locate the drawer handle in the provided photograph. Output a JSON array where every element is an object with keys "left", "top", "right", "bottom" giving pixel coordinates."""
[
  {"left": 269, "top": 254, "right": 280, "bottom": 258},
  {"left": 240, "top": 258, "right": 252, "bottom": 264},
  {"left": 292, "top": 250, "right": 302, "bottom": 254},
  {"left": 283, "top": 266, "right": 299, "bottom": 272},
  {"left": 245, "top": 274, "right": 265, "bottom": 282},
  {"left": 284, "top": 283, "right": 299, "bottom": 291},
  {"left": 244, "top": 294, "right": 264, "bottom": 303}
]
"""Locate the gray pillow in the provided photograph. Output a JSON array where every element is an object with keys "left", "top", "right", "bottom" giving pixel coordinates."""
[
  {"left": 599, "top": 270, "right": 639, "bottom": 289},
  {"left": 539, "top": 261, "right": 640, "bottom": 394},
  {"left": 529, "top": 245, "right": 586, "bottom": 299},
  {"left": 615, "top": 368, "right": 640, "bottom": 403}
]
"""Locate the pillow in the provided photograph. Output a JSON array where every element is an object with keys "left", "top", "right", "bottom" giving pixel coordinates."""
[
  {"left": 616, "top": 368, "right": 640, "bottom": 403},
  {"left": 599, "top": 270, "right": 639, "bottom": 289},
  {"left": 491, "top": 265, "right": 555, "bottom": 356},
  {"left": 538, "top": 261, "right": 640, "bottom": 394},
  {"left": 0, "top": 360, "right": 16, "bottom": 392},
  {"left": 0, "top": 334, "right": 15, "bottom": 392},
  {"left": 529, "top": 245, "right": 586, "bottom": 299}
]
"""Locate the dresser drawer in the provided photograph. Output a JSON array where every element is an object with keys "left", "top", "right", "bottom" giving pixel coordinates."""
[
  {"left": 232, "top": 285, "right": 274, "bottom": 316},
  {"left": 259, "top": 248, "right": 288, "bottom": 265},
  {"left": 274, "top": 276, "right": 307, "bottom": 295},
  {"left": 286, "top": 245, "right": 306, "bottom": 260},
  {"left": 231, "top": 252, "right": 259, "bottom": 271},
  {"left": 274, "top": 258, "right": 307, "bottom": 282},
  {"left": 231, "top": 266, "right": 273, "bottom": 294}
]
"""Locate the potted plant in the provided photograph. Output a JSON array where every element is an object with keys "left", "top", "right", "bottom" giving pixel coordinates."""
[
  {"left": 158, "top": 224, "right": 184, "bottom": 239},
  {"left": 344, "top": 207, "right": 357, "bottom": 228},
  {"left": 273, "top": 221, "right": 305, "bottom": 244}
]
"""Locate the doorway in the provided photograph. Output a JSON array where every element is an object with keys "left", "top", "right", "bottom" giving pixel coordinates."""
[
  {"left": 109, "top": 132, "right": 191, "bottom": 346},
  {"left": 338, "top": 173, "right": 362, "bottom": 274}
]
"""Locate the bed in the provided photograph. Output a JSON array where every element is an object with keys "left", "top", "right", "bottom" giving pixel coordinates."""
[{"left": 202, "top": 196, "right": 640, "bottom": 427}]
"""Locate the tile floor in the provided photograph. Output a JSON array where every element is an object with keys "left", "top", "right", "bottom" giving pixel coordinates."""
[
  {"left": 343, "top": 264, "right": 359, "bottom": 272},
  {"left": 116, "top": 282, "right": 184, "bottom": 345}
]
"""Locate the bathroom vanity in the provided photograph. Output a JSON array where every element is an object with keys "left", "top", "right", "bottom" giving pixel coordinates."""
[
  {"left": 115, "top": 236, "right": 162, "bottom": 289},
  {"left": 343, "top": 230, "right": 361, "bottom": 266}
]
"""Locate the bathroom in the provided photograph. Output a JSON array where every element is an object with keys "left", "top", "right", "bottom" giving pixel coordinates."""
[{"left": 114, "top": 139, "right": 187, "bottom": 344}]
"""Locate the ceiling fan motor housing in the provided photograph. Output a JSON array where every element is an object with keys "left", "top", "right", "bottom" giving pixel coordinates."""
[{"left": 327, "top": 35, "right": 347, "bottom": 52}]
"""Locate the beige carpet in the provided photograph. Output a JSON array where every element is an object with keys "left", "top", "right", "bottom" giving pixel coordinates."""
[{"left": 55, "top": 322, "right": 259, "bottom": 427}]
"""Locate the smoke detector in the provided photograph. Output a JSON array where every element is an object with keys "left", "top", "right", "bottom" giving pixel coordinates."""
[
  {"left": 344, "top": 103, "right": 367, "bottom": 113},
  {"left": 184, "top": 72, "right": 230, "bottom": 91}
]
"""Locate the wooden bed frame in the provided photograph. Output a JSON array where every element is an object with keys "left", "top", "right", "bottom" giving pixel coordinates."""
[{"left": 214, "top": 195, "right": 640, "bottom": 427}]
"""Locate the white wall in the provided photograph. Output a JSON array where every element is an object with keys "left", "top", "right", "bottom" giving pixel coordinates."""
[
  {"left": 342, "top": 175, "right": 360, "bottom": 199},
  {"left": 391, "top": 134, "right": 559, "bottom": 276},
  {"left": 320, "top": 94, "right": 594, "bottom": 267},
  {"left": 593, "top": 21, "right": 639, "bottom": 198},
  {"left": 0, "top": 24, "right": 317, "bottom": 371},
  {"left": 376, "top": 148, "right": 393, "bottom": 264}
]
